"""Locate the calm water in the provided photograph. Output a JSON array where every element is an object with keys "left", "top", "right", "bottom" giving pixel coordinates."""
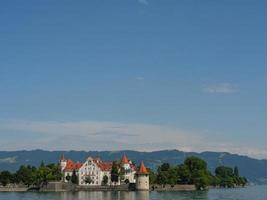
[{"left": 0, "top": 185, "right": 266, "bottom": 200}]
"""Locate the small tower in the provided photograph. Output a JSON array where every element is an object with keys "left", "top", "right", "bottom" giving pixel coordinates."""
[
  {"left": 121, "top": 154, "right": 130, "bottom": 169},
  {"left": 59, "top": 153, "right": 67, "bottom": 171},
  {"left": 136, "top": 161, "right": 149, "bottom": 191}
]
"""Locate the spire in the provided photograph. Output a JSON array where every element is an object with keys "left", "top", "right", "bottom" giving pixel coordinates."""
[
  {"left": 121, "top": 154, "right": 129, "bottom": 164},
  {"left": 60, "top": 153, "right": 65, "bottom": 161},
  {"left": 137, "top": 161, "right": 148, "bottom": 174}
]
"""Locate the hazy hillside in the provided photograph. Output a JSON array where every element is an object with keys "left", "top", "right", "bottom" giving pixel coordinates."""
[{"left": 0, "top": 150, "right": 267, "bottom": 183}]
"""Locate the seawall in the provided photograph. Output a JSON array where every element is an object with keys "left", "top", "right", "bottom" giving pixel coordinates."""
[
  {"left": 0, "top": 186, "right": 28, "bottom": 192},
  {"left": 151, "top": 184, "right": 196, "bottom": 191}
]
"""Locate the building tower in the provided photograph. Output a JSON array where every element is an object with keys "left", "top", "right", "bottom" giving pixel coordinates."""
[
  {"left": 121, "top": 154, "right": 130, "bottom": 169},
  {"left": 59, "top": 153, "right": 67, "bottom": 171},
  {"left": 135, "top": 161, "right": 149, "bottom": 191}
]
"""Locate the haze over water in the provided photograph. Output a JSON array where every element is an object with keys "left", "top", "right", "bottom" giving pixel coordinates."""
[{"left": 0, "top": 185, "right": 266, "bottom": 200}]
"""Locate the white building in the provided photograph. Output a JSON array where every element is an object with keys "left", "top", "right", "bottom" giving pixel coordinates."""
[
  {"left": 120, "top": 154, "right": 136, "bottom": 184},
  {"left": 59, "top": 154, "right": 82, "bottom": 182},
  {"left": 78, "top": 157, "right": 113, "bottom": 186},
  {"left": 59, "top": 154, "right": 137, "bottom": 186}
]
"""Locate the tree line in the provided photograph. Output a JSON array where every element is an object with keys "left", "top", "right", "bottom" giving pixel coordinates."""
[
  {"left": 0, "top": 157, "right": 248, "bottom": 190},
  {"left": 149, "top": 156, "right": 248, "bottom": 190},
  {"left": 0, "top": 162, "right": 61, "bottom": 187}
]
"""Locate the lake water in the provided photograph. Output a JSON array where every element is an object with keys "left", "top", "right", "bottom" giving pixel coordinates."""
[{"left": 0, "top": 185, "right": 266, "bottom": 200}]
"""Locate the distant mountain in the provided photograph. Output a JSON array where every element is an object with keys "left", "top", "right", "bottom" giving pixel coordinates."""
[{"left": 0, "top": 150, "right": 267, "bottom": 183}]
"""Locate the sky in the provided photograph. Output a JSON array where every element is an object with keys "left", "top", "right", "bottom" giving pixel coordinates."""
[{"left": 0, "top": 0, "right": 267, "bottom": 159}]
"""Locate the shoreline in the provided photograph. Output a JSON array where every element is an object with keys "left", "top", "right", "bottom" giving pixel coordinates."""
[
  {"left": 0, "top": 183, "right": 196, "bottom": 192},
  {"left": 0, "top": 183, "right": 248, "bottom": 192}
]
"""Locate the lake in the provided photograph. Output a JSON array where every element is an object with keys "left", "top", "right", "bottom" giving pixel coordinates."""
[{"left": 0, "top": 185, "right": 266, "bottom": 200}]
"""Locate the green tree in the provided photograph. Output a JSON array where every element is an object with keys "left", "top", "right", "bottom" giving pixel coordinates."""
[
  {"left": 111, "top": 161, "right": 119, "bottom": 184},
  {"left": 184, "top": 157, "right": 210, "bottom": 190},
  {"left": 102, "top": 175, "right": 109, "bottom": 186},
  {"left": 184, "top": 156, "right": 207, "bottom": 172},
  {"left": 149, "top": 170, "right": 157, "bottom": 184},
  {"left": 71, "top": 170, "right": 78, "bottom": 184},
  {"left": 167, "top": 167, "right": 178, "bottom": 185},
  {"left": 40, "top": 161, "right": 45, "bottom": 168},
  {"left": 215, "top": 166, "right": 234, "bottom": 178},
  {"left": 65, "top": 174, "right": 71, "bottom": 182},
  {"left": 0, "top": 171, "right": 13, "bottom": 186},
  {"left": 214, "top": 165, "right": 246, "bottom": 188},
  {"left": 156, "top": 163, "right": 173, "bottom": 185},
  {"left": 156, "top": 170, "right": 168, "bottom": 185},
  {"left": 234, "top": 166, "right": 239, "bottom": 177},
  {"left": 85, "top": 176, "right": 93, "bottom": 184},
  {"left": 15, "top": 165, "right": 34, "bottom": 186},
  {"left": 177, "top": 164, "right": 190, "bottom": 184},
  {"left": 160, "top": 163, "right": 170, "bottom": 172}
]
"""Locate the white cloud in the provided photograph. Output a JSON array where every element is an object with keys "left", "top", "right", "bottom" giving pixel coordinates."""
[
  {"left": 136, "top": 76, "right": 145, "bottom": 81},
  {"left": 138, "top": 0, "right": 148, "bottom": 5},
  {"left": 205, "top": 83, "right": 238, "bottom": 94},
  {"left": 0, "top": 120, "right": 266, "bottom": 159}
]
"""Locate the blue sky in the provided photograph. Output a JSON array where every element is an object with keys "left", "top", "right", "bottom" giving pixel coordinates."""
[{"left": 0, "top": 0, "right": 267, "bottom": 158}]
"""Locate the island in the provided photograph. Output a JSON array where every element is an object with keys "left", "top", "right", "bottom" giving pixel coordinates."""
[{"left": 0, "top": 154, "right": 247, "bottom": 192}]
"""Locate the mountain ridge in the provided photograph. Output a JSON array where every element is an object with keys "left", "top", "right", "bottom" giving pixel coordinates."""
[{"left": 0, "top": 149, "right": 266, "bottom": 183}]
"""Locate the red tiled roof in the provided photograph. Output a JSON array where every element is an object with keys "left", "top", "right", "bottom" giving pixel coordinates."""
[
  {"left": 95, "top": 161, "right": 113, "bottom": 171},
  {"left": 64, "top": 160, "right": 82, "bottom": 171},
  {"left": 137, "top": 161, "right": 148, "bottom": 174},
  {"left": 121, "top": 154, "right": 129, "bottom": 164}
]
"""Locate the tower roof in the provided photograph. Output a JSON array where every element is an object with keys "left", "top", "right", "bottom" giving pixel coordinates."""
[
  {"left": 137, "top": 161, "right": 148, "bottom": 174},
  {"left": 60, "top": 153, "right": 65, "bottom": 161},
  {"left": 121, "top": 154, "right": 129, "bottom": 164}
]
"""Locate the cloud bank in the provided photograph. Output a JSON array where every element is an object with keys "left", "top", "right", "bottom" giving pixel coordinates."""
[
  {"left": 138, "top": 0, "right": 149, "bottom": 5},
  {"left": 205, "top": 83, "right": 238, "bottom": 94},
  {"left": 0, "top": 120, "right": 266, "bottom": 159}
]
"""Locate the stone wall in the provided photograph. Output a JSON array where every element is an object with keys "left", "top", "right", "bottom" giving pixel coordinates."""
[
  {"left": 136, "top": 175, "right": 149, "bottom": 190},
  {"left": 40, "top": 182, "right": 75, "bottom": 192},
  {"left": 0, "top": 185, "right": 28, "bottom": 192},
  {"left": 151, "top": 184, "right": 196, "bottom": 191},
  {"left": 76, "top": 184, "right": 129, "bottom": 191}
]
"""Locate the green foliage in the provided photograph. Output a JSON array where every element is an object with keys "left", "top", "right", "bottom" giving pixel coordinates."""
[
  {"left": 214, "top": 165, "right": 247, "bottom": 188},
  {"left": 15, "top": 165, "right": 35, "bottom": 186},
  {"left": 151, "top": 157, "right": 247, "bottom": 190},
  {"left": 0, "top": 171, "right": 13, "bottom": 186},
  {"left": 215, "top": 166, "right": 233, "bottom": 177},
  {"left": 149, "top": 170, "right": 157, "bottom": 184},
  {"left": 65, "top": 174, "right": 71, "bottom": 182},
  {"left": 71, "top": 170, "right": 78, "bottom": 184},
  {"left": 177, "top": 164, "right": 190, "bottom": 184},
  {"left": 85, "top": 176, "right": 93, "bottom": 184},
  {"left": 159, "top": 163, "right": 170, "bottom": 172},
  {"left": 185, "top": 156, "right": 207, "bottom": 172},
  {"left": 111, "top": 161, "right": 119, "bottom": 183},
  {"left": 234, "top": 166, "right": 239, "bottom": 177},
  {"left": 102, "top": 175, "right": 109, "bottom": 185},
  {"left": 0, "top": 163, "right": 62, "bottom": 187},
  {"left": 184, "top": 157, "right": 210, "bottom": 190},
  {"left": 156, "top": 170, "right": 168, "bottom": 185}
]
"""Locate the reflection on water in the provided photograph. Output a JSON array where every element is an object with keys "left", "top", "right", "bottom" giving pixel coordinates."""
[
  {"left": 153, "top": 191, "right": 208, "bottom": 200},
  {"left": 60, "top": 191, "right": 149, "bottom": 200},
  {"left": 1, "top": 186, "right": 267, "bottom": 200},
  {"left": 59, "top": 191, "right": 209, "bottom": 200}
]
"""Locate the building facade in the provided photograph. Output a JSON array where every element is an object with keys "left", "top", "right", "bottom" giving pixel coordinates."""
[{"left": 59, "top": 154, "right": 141, "bottom": 187}]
